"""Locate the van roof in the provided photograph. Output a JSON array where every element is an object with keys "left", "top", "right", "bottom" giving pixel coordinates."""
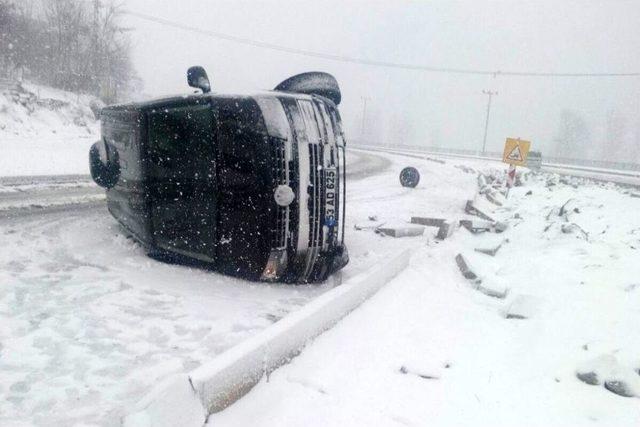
[{"left": 102, "top": 90, "right": 321, "bottom": 113}]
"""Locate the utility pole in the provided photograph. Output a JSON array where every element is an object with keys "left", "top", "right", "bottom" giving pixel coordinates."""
[
  {"left": 360, "top": 96, "right": 370, "bottom": 142},
  {"left": 481, "top": 90, "right": 498, "bottom": 155}
]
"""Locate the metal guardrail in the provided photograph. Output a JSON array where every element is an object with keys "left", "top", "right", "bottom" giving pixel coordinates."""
[
  {"left": 354, "top": 142, "right": 640, "bottom": 172},
  {"left": 351, "top": 143, "right": 640, "bottom": 188}
]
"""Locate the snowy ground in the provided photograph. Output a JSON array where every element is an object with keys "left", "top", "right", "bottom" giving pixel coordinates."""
[
  {"left": 0, "top": 149, "right": 399, "bottom": 426},
  {"left": 210, "top": 151, "right": 640, "bottom": 427},
  {"left": 2, "top": 148, "right": 639, "bottom": 426},
  {"left": 1, "top": 82, "right": 99, "bottom": 176}
]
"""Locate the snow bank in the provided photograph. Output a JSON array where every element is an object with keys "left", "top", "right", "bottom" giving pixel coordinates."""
[
  {"left": 123, "top": 374, "right": 206, "bottom": 427},
  {"left": 0, "top": 81, "right": 100, "bottom": 176}
]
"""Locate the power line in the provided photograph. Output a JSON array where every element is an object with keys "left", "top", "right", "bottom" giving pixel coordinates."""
[{"left": 124, "top": 10, "right": 640, "bottom": 78}]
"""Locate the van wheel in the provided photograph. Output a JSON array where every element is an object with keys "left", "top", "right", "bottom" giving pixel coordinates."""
[
  {"left": 89, "top": 142, "right": 120, "bottom": 188},
  {"left": 399, "top": 167, "right": 420, "bottom": 188}
]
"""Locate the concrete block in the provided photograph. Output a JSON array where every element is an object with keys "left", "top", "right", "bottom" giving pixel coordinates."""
[
  {"left": 494, "top": 221, "right": 508, "bottom": 233},
  {"left": 465, "top": 199, "right": 496, "bottom": 222},
  {"left": 576, "top": 371, "right": 600, "bottom": 385},
  {"left": 474, "top": 244, "right": 502, "bottom": 257},
  {"left": 460, "top": 219, "right": 507, "bottom": 234},
  {"left": 354, "top": 221, "right": 385, "bottom": 231},
  {"left": 411, "top": 217, "right": 445, "bottom": 227},
  {"left": 561, "top": 223, "right": 589, "bottom": 240},
  {"left": 478, "top": 282, "right": 508, "bottom": 299},
  {"left": 575, "top": 354, "right": 617, "bottom": 387},
  {"left": 504, "top": 294, "right": 542, "bottom": 319},
  {"left": 377, "top": 226, "right": 425, "bottom": 238},
  {"left": 455, "top": 254, "right": 477, "bottom": 280},
  {"left": 477, "top": 174, "right": 488, "bottom": 191},
  {"left": 399, "top": 365, "right": 439, "bottom": 380},
  {"left": 435, "top": 221, "right": 455, "bottom": 240},
  {"left": 485, "top": 191, "right": 505, "bottom": 207},
  {"left": 410, "top": 217, "right": 453, "bottom": 240},
  {"left": 604, "top": 380, "right": 636, "bottom": 398},
  {"left": 460, "top": 219, "right": 492, "bottom": 233}
]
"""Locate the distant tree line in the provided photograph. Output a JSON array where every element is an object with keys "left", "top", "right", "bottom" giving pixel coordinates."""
[
  {"left": 0, "top": 0, "right": 139, "bottom": 102},
  {"left": 554, "top": 109, "right": 640, "bottom": 164}
]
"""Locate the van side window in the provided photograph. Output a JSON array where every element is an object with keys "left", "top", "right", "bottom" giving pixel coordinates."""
[
  {"left": 216, "top": 98, "right": 267, "bottom": 191},
  {"left": 148, "top": 105, "right": 215, "bottom": 178},
  {"left": 149, "top": 106, "right": 213, "bottom": 153},
  {"left": 103, "top": 114, "right": 141, "bottom": 182}
]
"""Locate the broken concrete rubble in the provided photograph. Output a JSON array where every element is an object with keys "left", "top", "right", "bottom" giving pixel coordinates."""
[
  {"left": 410, "top": 217, "right": 445, "bottom": 227},
  {"left": 465, "top": 199, "right": 496, "bottom": 222},
  {"left": 455, "top": 254, "right": 478, "bottom": 280},
  {"left": 459, "top": 219, "right": 491, "bottom": 233},
  {"left": 604, "top": 380, "right": 636, "bottom": 398},
  {"left": 399, "top": 366, "right": 439, "bottom": 380},
  {"left": 474, "top": 243, "right": 503, "bottom": 257},
  {"left": 435, "top": 221, "right": 455, "bottom": 240},
  {"left": 454, "top": 254, "right": 509, "bottom": 298},
  {"left": 377, "top": 226, "right": 425, "bottom": 238},
  {"left": 485, "top": 191, "right": 505, "bottom": 206},
  {"left": 478, "top": 282, "right": 508, "bottom": 299},
  {"left": 576, "top": 371, "right": 600, "bottom": 385},
  {"left": 410, "top": 217, "right": 455, "bottom": 240},
  {"left": 459, "top": 219, "right": 507, "bottom": 234},
  {"left": 354, "top": 221, "right": 385, "bottom": 231},
  {"left": 504, "top": 294, "right": 541, "bottom": 319},
  {"left": 575, "top": 354, "right": 640, "bottom": 398},
  {"left": 561, "top": 223, "right": 589, "bottom": 240}
]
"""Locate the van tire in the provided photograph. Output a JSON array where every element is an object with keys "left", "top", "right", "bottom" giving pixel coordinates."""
[{"left": 399, "top": 167, "right": 420, "bottom": 188}]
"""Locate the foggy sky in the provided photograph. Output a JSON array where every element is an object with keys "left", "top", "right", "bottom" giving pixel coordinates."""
[{"left": 123, "top": 0, "right": 640, "bottom": 160}]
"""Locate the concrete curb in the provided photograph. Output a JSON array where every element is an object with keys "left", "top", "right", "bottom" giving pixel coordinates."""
[{"left": 122, "top": 249, "right": 412, "bottom": 427}]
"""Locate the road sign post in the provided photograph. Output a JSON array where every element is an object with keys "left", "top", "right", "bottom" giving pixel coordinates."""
[{"left": 502, "top": 138, "right": 531, "bottom": 197}]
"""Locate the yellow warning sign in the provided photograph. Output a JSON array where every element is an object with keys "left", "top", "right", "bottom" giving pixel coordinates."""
[{"left": 502, "top": 138, "right": 531, "bottom": 166}]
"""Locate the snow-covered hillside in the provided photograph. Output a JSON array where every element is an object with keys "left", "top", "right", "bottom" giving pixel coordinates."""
[{"left": 0, "top": 81, "right": 100, "bottom": 176}]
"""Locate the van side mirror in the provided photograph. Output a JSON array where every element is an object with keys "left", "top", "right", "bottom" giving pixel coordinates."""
[{"left": 187, "top": 66, "right": 211, "bottom": 93}]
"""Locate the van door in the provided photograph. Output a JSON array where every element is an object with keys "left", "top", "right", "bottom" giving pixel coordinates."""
[
  {"left": 146, "top": 103, "right": 217, "bottom": 261},
  {"left": 102, "top": 110, "right": 150, "bottom": 244}
]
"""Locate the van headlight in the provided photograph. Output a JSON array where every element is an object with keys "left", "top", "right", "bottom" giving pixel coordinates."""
[{"left": 261, "top": 249, "right": 288, "bottom": 281}]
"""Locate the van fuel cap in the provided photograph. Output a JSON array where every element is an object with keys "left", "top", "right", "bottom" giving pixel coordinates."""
[{"left": 274, "top": 185, "right": 295, "bottom": 206}]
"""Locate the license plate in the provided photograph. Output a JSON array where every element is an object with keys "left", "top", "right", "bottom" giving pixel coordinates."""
[{"left": 324, "top": 167, "right": 337, "bottom": 226}]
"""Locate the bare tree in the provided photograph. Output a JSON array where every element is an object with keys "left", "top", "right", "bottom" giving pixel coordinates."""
[
  {"left": 604, "top": 109, "right": 632, "bottom": 163},
  {"left": 553, "top": 109, "right": 591, "bottom": 160},
  {"left": 0, "top": 0, "right": 138, "bottom": 101}
]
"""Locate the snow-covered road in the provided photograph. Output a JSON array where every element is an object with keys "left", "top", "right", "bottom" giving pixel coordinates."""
[
  {"left": 3, "top": 148, "right": 640, "bottom": 426},
  {"left": 0, "top": 149, "right": 409, "bottom": 426}
]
